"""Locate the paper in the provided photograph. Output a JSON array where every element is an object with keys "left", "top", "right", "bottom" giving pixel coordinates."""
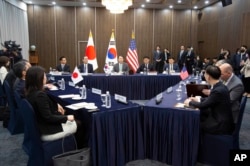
[
  {"left": 114, "top": 94, "right": 127, "bottom": 103},
  {"left": 59, "top": 94, "right": 76, "bottom": 99}
]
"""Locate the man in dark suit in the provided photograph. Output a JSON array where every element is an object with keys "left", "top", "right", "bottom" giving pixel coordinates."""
[
  {"left": 185, "top": 46, "right": 195, "bottom": 75},
  {"left": 184, "top": 65, "right": 234, "bottom": 135},
  {"left": 202, "top": 63, "right": 244, "bottom": 124},
  {"left": 113, "top": 56, "right": 129, "bottom": 73},
  {"left": 136, "top": 56, "right": 154, "bottom": 73},
  {"left": 56, "top": 56, "right": 70, "bottom": 72},
  {"left": 177, "top": 45, "right": 187, "bottom": 71},
  {"left": 153, "top": 45, "right": 164, "bottom": 73},
  {"left": 161, "top": 48, "right": 171, "bottom": 64},
  {"left": 163, "top": 57, "right": 179, "bottom": 73},
  {"left": 231, "top": 45, "right": 248, "bottom": 76},
  {"left": 78, "top": 56, "right": 94, "bottom": 73}
]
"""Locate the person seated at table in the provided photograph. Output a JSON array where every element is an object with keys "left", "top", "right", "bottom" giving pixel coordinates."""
[
  {"left": 136, "top": 56, "right": 154, "bottom": 73},
  {"left": 184, "top": 65, "right": 234, "bottom": 135},
  {"left": 13, "top": 61, "right": 31, "bottom": 97},
  {"left": 163, "top": 57, "right": 179, "bottom": 73},
  {"left": 202, "top": 62, "right": 244, "bottom": 124},
  {"left": 113, "top": 55, "right": 129, "bottom": 73},
  {"left": 25, "top": 66, "right": 77, "bottom": 141},
  {"left": 56, "top": 56, "right": 70, "bottom": 72},
  {"left": 78, "top": 56, "right": 94, "bottom": 73}
]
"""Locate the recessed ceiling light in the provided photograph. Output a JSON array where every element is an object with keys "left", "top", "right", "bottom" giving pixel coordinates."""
[
  {"left": 52, "top": 2, "right": 56, "bottom": 5},
  {"left": 82, "top": 2, "right": 86, "bottom": 6},
  {"left": 177, "top": 0, "right": 182, "bottom": 3},
  {"left": 146, "top": 0, "right": 150, "bottom": 2},
  {"left": 194, "top": 6, "right": 198, "bottom": 9},
  {"left": 205, "top": 1, "right": 209, "bottom": 4},
  {"left": 169, "top": 5, "right": 173, "bottom": 9},
  {"left": 141, "top": 4, "right": 145, "bottom": 8}
]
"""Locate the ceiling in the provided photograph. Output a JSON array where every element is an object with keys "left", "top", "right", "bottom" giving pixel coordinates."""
[{"left": 22, "top": 0, "right": 220, "bottom": 10}]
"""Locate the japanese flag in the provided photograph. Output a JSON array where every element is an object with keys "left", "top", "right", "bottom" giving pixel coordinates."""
[{"left": 71, "top": 66, "right": 83, "bottom": 84}]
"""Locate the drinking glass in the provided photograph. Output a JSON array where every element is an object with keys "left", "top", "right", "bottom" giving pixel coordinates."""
[
  {"left": 195, "top": 71, "right": 199, "bottom": 79},
  {"left": 176, "top": 88, "right": 182, "bottom": 101},
  {"left": 100, "top": 94, "right": 106, "bottom": 107},
  {"left": 57, "top": 80, "right": 62, "bottom": 89},
  {"left": 79, "top": 87, "right": 83, "bottom": 98}
]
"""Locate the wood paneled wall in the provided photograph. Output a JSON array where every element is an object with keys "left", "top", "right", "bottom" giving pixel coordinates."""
[
  {"left": 197, "top": 0, "right": 250, "bottom": 60},
  {"left": 27, "top": 5, "right": 197, "bottom": 72}
]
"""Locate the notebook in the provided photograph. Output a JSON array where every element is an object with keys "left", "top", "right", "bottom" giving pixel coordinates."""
[{"left": 186, "top": 84, "right": 209, "bottom": 97}]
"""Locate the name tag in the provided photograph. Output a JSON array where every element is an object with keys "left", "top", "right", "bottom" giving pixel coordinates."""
[
  {"left": 156, "top": 93, "right": 163, "bottom": 101},
  {"left": 68, "top": 81, "right": 75, "bottom": 87},
  {"left": 92, "top": 88, "right": 102, "bottom": 95},
  {"left": 114, "top": 94, "right": 127, "bottom": 104}
]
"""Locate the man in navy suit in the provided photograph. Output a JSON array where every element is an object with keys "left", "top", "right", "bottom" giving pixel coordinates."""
[
  {"left": 231, "top": 45, "right": 248, "bottom": 76},
  {"left": 56, "top": 56, "right": 70, "bottom": 72},
  {"left": 177, "top": 45, "right": 187, "bottom": 71},
  {"left": 136, "top": 56, "right": 154, "bottom": 73},
  {"left": 184, "top": 65, "right": 234, "bottom": 134},
  {"left": 113, "top": 56, "right": 129, "bottom": 73},
  {"left": 163, "top": 57, "right": 179, "bottom": 73},
  {"left": 202, "top": 62, "right": 244, "bottom": 124},
  {"left": 78, "top": 56, "right": 94, "bottom": 73}
]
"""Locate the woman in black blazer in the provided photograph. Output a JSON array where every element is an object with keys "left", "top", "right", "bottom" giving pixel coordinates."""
[{"left": 25, "top": 66, "right": 77, "bottom": 141}]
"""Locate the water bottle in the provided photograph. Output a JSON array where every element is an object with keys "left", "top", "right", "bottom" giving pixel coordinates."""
[
  {"left": 82, "top": 85, "right": 87, "bottom": 99},
  {"left": 105, "top": 91, "right": 111, "bottom": 108},
  {"left": 143, "top": 67, "right": 147, "bottom": 75},
  {"left": 49, "top": 67, "right": 52, "bottom": 74},
  {"left": 165, "top": 67, "right": 169, "bottom": 75},
  {"left": 61, "top": 78, "right": 65, "bottom": 90}
]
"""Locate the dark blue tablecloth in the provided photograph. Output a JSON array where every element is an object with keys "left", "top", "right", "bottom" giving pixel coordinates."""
[
  {"left": 144, "top": 83, "right": 200, "bottom": 166},
  {"left": 46, "top": 86, "right": 144, "bottom": 166},
  {"left": 48, "top": 73, "right": 181, "bottom": 100}
]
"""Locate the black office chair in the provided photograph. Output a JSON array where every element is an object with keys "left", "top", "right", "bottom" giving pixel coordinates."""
[
  {"left": 198, "top": 95, "right": 248, "bottom": 166},
  {"left": 20, "top": 98, "right": 77, "bottom": 166},
  {"left": 3, "top": 80, "right": 24, "bottom": 134}
]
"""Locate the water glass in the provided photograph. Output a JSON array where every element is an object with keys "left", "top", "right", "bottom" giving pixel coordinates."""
[
  {"left": 57, "top": 80, "right": 62, "bottom": 89},
  {"left": 100, "top": 94, "right": 106, "bottom": 107},
  {"left": 176, "top": 88, "right": 182, "bottom": 101}
]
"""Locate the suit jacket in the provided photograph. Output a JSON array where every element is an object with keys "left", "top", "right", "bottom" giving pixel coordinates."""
[
  {"left": 153, "top": 50, "right": 162, "bottom": 61},
  {"left": 189, "top": 82, "right": 234, "bottom": 134},
  {"left": 136, "top": 63, "right": 154, "bottom": 73},
  {"left": 113, "top": 62, "right": 129, "bottom": 73},
  {"left": 78, "top": 63, "right": 94, "bottom": 73},
  {"left": 27, "top": 91, "right": 67, "bottom": 135},
  {"left": 177, "top": 50, "right": 187, "bottom": 65},
  {"left": 56, "top": 64, "right": 70, "bottom": 72},
  {"left": 226, "top": 74, "right": 244, "bottom": 123},
  {"left": 163, "top": 63, "right": 179, "bottom": 72}
]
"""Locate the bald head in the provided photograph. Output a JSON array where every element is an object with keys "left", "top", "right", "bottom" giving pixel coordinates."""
[{"left": 219, "top": 63, "right": 233, "bottom": 81}]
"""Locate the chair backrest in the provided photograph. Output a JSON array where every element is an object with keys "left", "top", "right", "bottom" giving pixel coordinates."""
[
  {"left": 233, "top": 95, "right": 247, "bottom": 136},
  {"left": 20, "top": 99, "right": 45, "bottom": 165},
  {"left": 3, "top": 80, "right": 15, "bottom": 108}
]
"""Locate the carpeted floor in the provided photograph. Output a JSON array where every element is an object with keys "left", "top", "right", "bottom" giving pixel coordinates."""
[{"left": 1, "top": 98, "right": 250, "bottom": 166}]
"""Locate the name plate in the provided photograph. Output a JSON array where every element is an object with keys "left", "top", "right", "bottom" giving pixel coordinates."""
[
  {"left": 114, "top": 94, "right": 128, "bottom": 104},
  {"left": 156, "top": 93, "right": 163, "bottom": 101},
  {"left": 166, "top": 86, "right": 173, "bottom": 93},
  {"left": 92, "top": 88, "right": 102, "bottom": 95},
  {"left": 68, "top": 81, "right": 75, "bottom": 87},
  {"left": 155, "top": 93, "right": 163, "bottom": 105}
]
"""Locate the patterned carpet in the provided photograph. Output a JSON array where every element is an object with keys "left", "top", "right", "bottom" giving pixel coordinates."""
[{"left": 0, "top": 98, "right": 250, "bottom": 166}]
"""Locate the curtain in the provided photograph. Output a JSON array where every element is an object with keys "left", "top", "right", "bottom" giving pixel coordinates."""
[{"left": 0, "top": 0, "right": 29, "bottom": 60}]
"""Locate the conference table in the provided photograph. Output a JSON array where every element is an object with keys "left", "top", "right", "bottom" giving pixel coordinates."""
[
  {"left": 47, "top": 77, "right": 201, "bottom": 166},
  {"left": 46, "top": 85, "right": 144, "bottom": 166},
  {"left": 48, "top": 73, "right": 181, "bottom": 100},
  {"left": 144, "top": 82, "right": 200, "bottom": 166}
]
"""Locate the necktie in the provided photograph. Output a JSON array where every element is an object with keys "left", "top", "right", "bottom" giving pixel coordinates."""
[
  {"left": 146, "top": 64, "right": 148, "bottom": 69},
  {"left": 119, "top": 64, "right": 122, "bottom": 72},
  {"left": 84, "top": 64, "right": 87, "bottom": 73},
  {"left": 61, "top": 64, "right": 64, "bottom": 71}
]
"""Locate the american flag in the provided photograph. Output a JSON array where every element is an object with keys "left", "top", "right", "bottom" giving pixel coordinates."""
[
  {"left": 180, "top": 66, "right": 189, "bottom": 80},
  {"left": 126, "top": 31, "right": 139, "bottom": 73}
]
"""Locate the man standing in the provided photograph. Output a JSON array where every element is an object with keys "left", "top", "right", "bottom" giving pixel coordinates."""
[
  {"left": 177, "top": 45, "right": 187, "bottom": 71},
  {"left": 113, "top": 56, "right": 129, "bottom": 73},
  {"left": 153, "top": 45, "right": 164, "bottom": 73},
  {"left": 78, "top": 56, "right": 94, "bottom": 73},
  {"left": 185, "top": 46, "right": 195, "bottom": 75}
]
